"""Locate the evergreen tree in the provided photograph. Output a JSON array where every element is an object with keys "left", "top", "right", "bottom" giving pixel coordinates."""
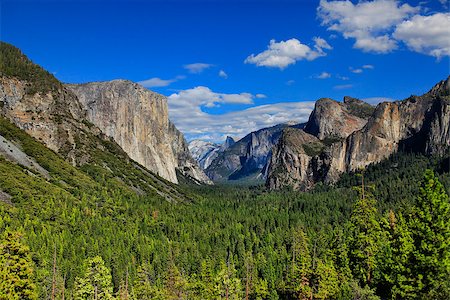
[
  {"left": 133, "top": 264, "right": 165, "bottom": 300},
  {"left": 286, "top": 226, "right": 312, "bottom": 299},
  {"left": 73, "top": 256, "right": 114, "bottom": 300},
  {"left": 408, "top": 170, "right": 450, "bottom": 298},
  {"left": 214, "top": 261, "right": 243, "bottom": 300},
  {"left": 378, "top": 210, "right": 415, "bottom": 299},
  {"left": 164, "top": 261, "right": 188, "bottom": 300},
  {"left": 313, "top": 259, "right": 340, "bottom": 299},
  {"left": 0, "top": 231, "right": 37, "bottom": 300},
  {"left": 348, "top": 186, "right": 383, "bottom": 286}
]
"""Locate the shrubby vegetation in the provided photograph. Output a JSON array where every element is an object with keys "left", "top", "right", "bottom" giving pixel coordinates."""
[
  {"left": 0, "top": 42, "right": 62, "bottom": 95},
  {"left": 0, "top": 99, "right": 449, "bottom": 299}
]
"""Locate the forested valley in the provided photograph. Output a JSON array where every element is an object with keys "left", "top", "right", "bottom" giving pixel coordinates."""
[{"left": 1, "top": 111, "right": 449, "bottom": 299}]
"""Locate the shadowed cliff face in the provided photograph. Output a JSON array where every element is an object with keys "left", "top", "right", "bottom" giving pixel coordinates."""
[
  {"left": 267, "top": 77, "right": 450, "bottom": 190},
  {"left": 205, "top": 123, "right": 298, "bottom": 182},
  {"left": 67, "top": 80, "right": 211, "bottom": 185}
]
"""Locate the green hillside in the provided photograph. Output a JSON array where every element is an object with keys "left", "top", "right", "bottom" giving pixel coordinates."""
[{"left": 1, "top": 117, "right": 449, "bottom": 299}]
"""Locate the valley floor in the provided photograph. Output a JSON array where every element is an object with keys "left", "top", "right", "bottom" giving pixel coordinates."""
[{"left": 1, "top": 148, "right": 450, "bottom": 299}]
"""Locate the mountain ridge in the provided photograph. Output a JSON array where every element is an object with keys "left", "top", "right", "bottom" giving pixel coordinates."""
[{"left": 267, "top": 77, "right": 450, "bottom": 190}]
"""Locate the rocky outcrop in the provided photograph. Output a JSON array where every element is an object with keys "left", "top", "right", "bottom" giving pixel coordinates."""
[
  {"left": 267, "top": 77, "right": 450, "bottom": 190},
  {"left": 205, "top": 123, "right": 297, "bottom": 182},
  {"left": 266, "top": 128, "right": 329, "bottom": 190},
  {"left": 221, "top": 136, "right": 236, "bottom": 151},
  {"left": 168, "top": 122, "right": 213, "bottom": 185},
  {"left": 304, "top": 96, "right": 373, "bottom": 139},
  {"left": 0, "top": 76, "right": 96, "bottom": 165},
  {"left": 189, "top": 140, "right": 221, "bottom": 170},
  {"left": 67, "top": 80, "right": 211, "bottom": 184}
]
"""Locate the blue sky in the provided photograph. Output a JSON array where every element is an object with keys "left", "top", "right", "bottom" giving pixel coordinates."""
[{"left": 1, "top": 0, "right": 449, "bottom": 142}]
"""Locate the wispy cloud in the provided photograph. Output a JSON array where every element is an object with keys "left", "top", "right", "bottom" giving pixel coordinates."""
[
  {"left": 168, "top": 87, "right": 315, "bottom": 142},
  {"left": 336, "top": 74, "right": 349, "bottom": 80},
  {"left": 286, "top": 80, "right": 295, "bottom": 85},
  {"left": 256, "top": 94, "right": 267, "bottom": 99},
  {"left": 245, "top": 37, "right": 332, "bottom": 69},
  {"left": 350, "top": 68, "right": 363, "bottom": 74},
  {"left": 334, "top": 84, "right": 353, "bottom": 90},
  {"left": 315, "top": 71, "right": 331, "bottom": 79},
  {"left": 138, "top": 75, "right": 185, "bottom": 88},
  {"left": 350, "top": 64, "right": 375, "bottom": 74},
  {"left": 184, "top": 63, "right": 213, "bottom": 74},
  {"left": 218, "top": 70, "right": 228, "bottom": 79}
]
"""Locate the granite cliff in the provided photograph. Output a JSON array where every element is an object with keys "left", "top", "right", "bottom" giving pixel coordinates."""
[
  {"left": 1, "top": 42, "right": 209, "bottom": 189},
  {"left": 267, "top": 77, "right": 450, "bottom": 190},
  {"left": 205, "top": 123, "right": 302, "bottom": 182},
  {"left": 188, "top": 137, "right": 236, "bottom": 170},
  {"left": 67, "top": 81, "right": 210, "bottom": 185}
]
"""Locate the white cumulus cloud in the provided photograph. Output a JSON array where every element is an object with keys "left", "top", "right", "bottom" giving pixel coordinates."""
[
  {"left": 318, "top": 0, "right": 418, "bottom": 53},
  {"left": 168, "top": 87, "right": 315, "bottom": 142},
  {"left": 393, "top": 12, "right": 450, "bottom": 58},
  {"left": 245, "top": 37, "right": 332, "bottom": 69}
]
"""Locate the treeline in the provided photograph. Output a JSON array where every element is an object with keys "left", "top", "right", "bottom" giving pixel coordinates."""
[{"left": 1, "top": 168, "right": 449, "bottom": 299}]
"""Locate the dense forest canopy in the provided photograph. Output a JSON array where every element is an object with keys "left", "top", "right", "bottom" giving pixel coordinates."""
[{"left": 1, "top": 115, "right": 449, "bottom": 299}]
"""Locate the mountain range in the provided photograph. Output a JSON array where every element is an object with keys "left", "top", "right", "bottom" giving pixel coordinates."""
[
  {"left": 1, "top": 41, "right": 449, "bottom": 194},
  {"left": 0, "top": 42, "right": 210, "bottom": 203},
  {"left": 189, "top": 78, "right": 450, "bottom": 190}
]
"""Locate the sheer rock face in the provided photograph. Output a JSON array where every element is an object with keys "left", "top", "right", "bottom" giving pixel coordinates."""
[
  {"left": 266, "top": 128, "right": 329, "bottom": 190},
  {"left": 304, "top": 97, "right": 373, "bottom": 140},
  {"left": 267, "top": 77, "right": 450, "bottom": 190},
  {"left": 0, "top": 76, "right": 93, "bottom": 165},
  {"left": 188, "top": 140, "right": 221, "bottom": 170},
  {"left": 67, "top": 80, "right": 210, "bottom": 184},
  {"left": 205, "top": 123, "right": 293, "bottom": 182},
  {"left": 168, "top": 122, "right": 213, "bottom": 185}
]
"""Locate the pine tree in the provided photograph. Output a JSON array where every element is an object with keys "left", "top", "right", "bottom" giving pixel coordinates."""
[
  {"left": 378, "top": 210, "right": 415, "bottom": 299},
  {"left": 313, "top": 259, "right": 340, "bottom": 299},
  {"left": 286, "top": 226, "right": 312, "bottom": 299},
  {"left": 408, "top": 170, "right": 450, "bottom": 298},
  {"left": 0, "top": 231, "right": 37, "bottom": 300},
  {"left": 73, "top": 256, "right": 114, "bottom": 300},
  {"left": 133, "top": 264, "right": 165, "bottom": 300},
  {"left": 164, "top": 261, "right": 188, "bottom": 300},
  {"left": 348, "top": 185, "right": 383, "bottom": 287},
  {"left": 214, "top": 260, "right": 243, "bottom": 300}
]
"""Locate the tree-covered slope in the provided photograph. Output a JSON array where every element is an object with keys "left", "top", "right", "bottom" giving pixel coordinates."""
[{"left": 1, "top": 117, "right": 449, "bottom": 299}]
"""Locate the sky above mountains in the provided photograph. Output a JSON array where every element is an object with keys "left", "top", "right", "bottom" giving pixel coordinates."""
[{"left": 2, "top": 0, "right": 449, "bottom": 142}]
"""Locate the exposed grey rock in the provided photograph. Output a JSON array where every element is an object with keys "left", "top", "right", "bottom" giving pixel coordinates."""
[
  {"left": 266, "top": 128, "right": 328, "bottom": 190},
  {"left": 221, "top": 136, "right": 236, "bottom": 151},
  {"left": 0, "top": 134, "right": 50, "bottom": 178},
  {"left": 67, "top": 80, "right": 211, "bottom": 184},
  {"left": 188, "top": 140, "right": 221, "bottom": 170},
  {"left": 168, "top": 122, "right": 213, "bottom": 185},
  {"left": 0, "top": 76, "right": 94, "bottom": 166},
  {"left": 205, "top": 123, "right": 295, "bottom": 182},
  {"left": 304, "top": 97, "right": 373, "bottom": 140},
  {"left": 267, "top": 77, "right": 450, "bottom": 190}
]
